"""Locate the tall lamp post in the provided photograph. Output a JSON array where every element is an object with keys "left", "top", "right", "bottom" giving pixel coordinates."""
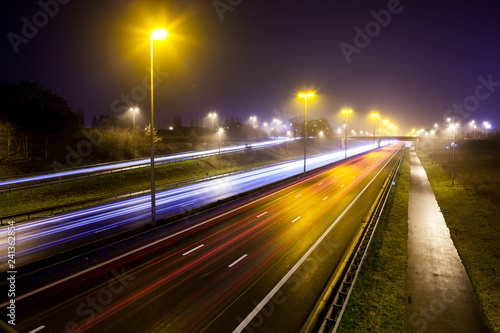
[
  {"left": 382, "top": 120, "right": 389, "bottom": 137},
  {"left": 208, "top": 112, "right": 217, "bottom": 131},
  {"left": 218, "top": 128, "right": 223, "bottom": 169},
  {"left": 342, "top": 109, "right": 352, "bottom": 159},
  {"left": 130, "top": 107, "right": 139, "bottom": 130},
  {"left": 370, "top": 112, "right": 378, "bottom": 149},
  {"left": 431, "top": 129, "right": 436, "bottom": 163},
  {"left": 286, "top": 130, "right": 291, "bottom": 156},
  {"left": 209, "top": 112, "right": 217, "bottom": 148},
  {"left": 451, "top": 123, "right": 458, "bottom": 185},
  {"left": 130, "top": 107, "right": 139, "bottom": 157},
  {"left": 298, "top": 93, "right": 314, "bottom": 172},
  {"left": 483, "top": 121, "right": 490, "bottom": 138},
  {"left": 149, "top": 28, "right": 168, "bottom": 227},
  {"left": 249, "top": 116, "right": 257, "bottom": 131}
]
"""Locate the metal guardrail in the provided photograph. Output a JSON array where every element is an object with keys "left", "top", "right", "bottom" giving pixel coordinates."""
[
  {"left": 0, "top": 156, "right": 303, "bottom": 225},
  {"left": 317, "top": 146, "right": 405, "bottom": 332}
]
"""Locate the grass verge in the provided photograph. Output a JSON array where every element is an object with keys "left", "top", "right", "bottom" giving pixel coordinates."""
[
  {"left": 336, "top": 148, "right": 409, "bottom": 332},
  {"left": 417, "top": 146, "right": 499, "bottom": 333}
]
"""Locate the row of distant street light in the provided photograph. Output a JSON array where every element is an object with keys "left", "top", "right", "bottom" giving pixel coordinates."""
[
  {"left": 415, "top": 118, "right": 493, "bottom": 186},
  {"left": 414, "top": 118, "right": 492, "bottom": 140}
]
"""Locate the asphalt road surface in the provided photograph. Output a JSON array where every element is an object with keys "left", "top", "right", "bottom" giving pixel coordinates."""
[
  {"left": 6, "top": 143, "right": 403, "bottom": 333},
  {"left": 0, "top": 142, "right": 393, "bottom": 270}
]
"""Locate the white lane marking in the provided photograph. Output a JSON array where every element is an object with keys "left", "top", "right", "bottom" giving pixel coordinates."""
[
  {"left": 291, "top": 216, "right": 301, "bottom": 223},
  {"left": 228, "top": 254, "right": 248, "bottom": 268},
  {"left": 182, "top": 244, "right": 205, "bottom": 256},
  {"left": 29, "top": 326, "right": 45, "bottom": 333},
  {"left": 233, "top": 148, "right": 399, "bottom": 333},
  {"left": 322, "top": 197, "right": 328, "bottom": 201},
  {"left": 94, "top": 226, "right": 116, "bottom": 233},
  {"left": 257, "top": 212, "right": 268, "bottom": 218},
  {"left": 295, "top": 194, "right": 302, "bottom": 198}
]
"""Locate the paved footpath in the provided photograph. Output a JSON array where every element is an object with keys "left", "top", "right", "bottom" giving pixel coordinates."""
[{"left": 403, "top": 150, "right": 489, "bottom": 333}]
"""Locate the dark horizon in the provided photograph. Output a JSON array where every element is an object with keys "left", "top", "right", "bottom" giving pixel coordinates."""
[{"left": 2, "top": 0, "right": 500, "bottom": 135}]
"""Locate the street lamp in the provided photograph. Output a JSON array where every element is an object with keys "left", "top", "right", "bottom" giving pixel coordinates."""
[
  {"left": 208, "top": 112, "right": 217, "bottom": 131},
  {"left": 149, "top": 28, "right": 168, "bottom": 227},
  {"left": 450, "top": 123, "right": 459, "bottom": 185},
  {"left": 249, "top": 116, "right": 257, "bottom": 128},
  {"left": 342, "top": 109, "right": 352, "bottom": 159},
  {"left": 286, "top": 130, "right": 291, "bottom": 156},
  {"left": 483, "top": 121, "right": 491, "bottom": 138},
  {"left": 130, "top": 107, "right": 139, "bottom": 157},
  {"left": 130, "top": 107, "right": 139, "bottom": 130},
  {"left": 382, "top": 119, "right": 389, "bottom": 136},
  {"left": 298, "top": 92, "right": 314, "bottom": 172},
  {"left": 319, "top": 131, "right": 324, "bottom": 148},
  {"left": 431, "top": 129, "right": 436, "bottom": 163},
  {"left": 218, "top": 128, "right": 223, "bottom": 169},
  {"left": 370, "top": 112, "right": 378, "bottom": 148}
]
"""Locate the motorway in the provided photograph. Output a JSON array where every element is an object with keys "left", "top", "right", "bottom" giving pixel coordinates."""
[
  {"left": 0, "top": 142, "right": 393, "bottom": 271},
  {"left": 0, "top": 138, "right": 293, "bottom": 191},
  {"left": 4, "top": 142, "right": 403, "bottom": 332}
]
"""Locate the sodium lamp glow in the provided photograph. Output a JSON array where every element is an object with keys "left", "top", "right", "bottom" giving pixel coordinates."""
[{"left": 151, "top": 28, "right": 168, "bottom": 40}]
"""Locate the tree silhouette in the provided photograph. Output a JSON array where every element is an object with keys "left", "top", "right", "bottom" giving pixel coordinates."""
[{"left": 0, "top": 81, "right": 80, "bottom": 159}]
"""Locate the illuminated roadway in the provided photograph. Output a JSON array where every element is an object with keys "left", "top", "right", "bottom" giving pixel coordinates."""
[
  {"left": 2, "top": 142, "right": 403, "bottom": 332},
  {"left": 0, "top": 138, "right": 292, "bottom": 191},
  {"left": 0, "top": 142, "right": 393, "bottom": 270}
]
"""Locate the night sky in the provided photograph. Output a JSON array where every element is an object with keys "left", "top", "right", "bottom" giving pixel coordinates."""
[{"left": 2, "top": 0, "right": 499, "bottom": 135}]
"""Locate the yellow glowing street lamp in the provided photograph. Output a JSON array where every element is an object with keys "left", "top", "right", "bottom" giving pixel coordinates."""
[
  {"left": 298, "top": 92, "right": 314, "bottom": 172},
  {"left": 149, "top": 28, "right": 168, "bottom": 227},
  {"left": 370, "top": 112, "right": 379, "bottom": 148},
  {"left": 342, "top": 109, "right": 352, "bottom": 158}
]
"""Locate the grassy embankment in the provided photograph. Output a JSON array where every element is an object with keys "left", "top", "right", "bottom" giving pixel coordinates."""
[
  {"left": 337, "top": 148, "right": 409, "bottom": 332},
  {"left": 417, "top": 140, "right": 499, "bottom": 332},
  {"left": 0, "top": 142, "right": 340, "bottom": 217}
]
